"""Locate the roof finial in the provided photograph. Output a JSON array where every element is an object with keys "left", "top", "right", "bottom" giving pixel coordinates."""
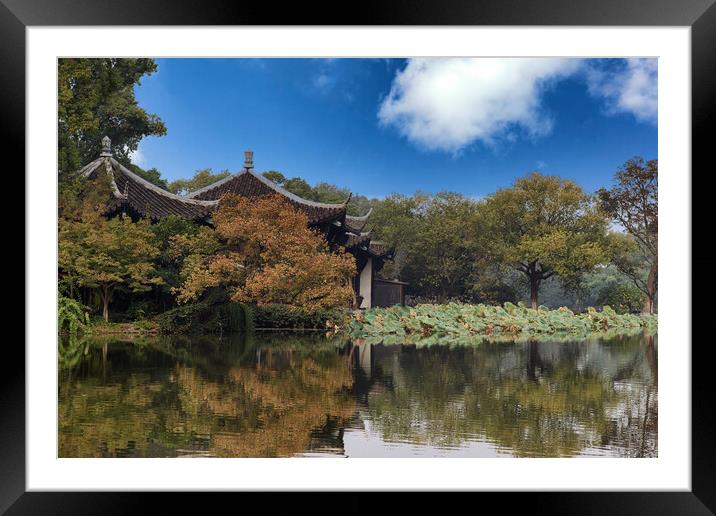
[
  {"left": 100, "top": 136, "right": 112, "bottom": 157},
  {"left": 244, "top": 150, "right": 254, "bottom": 170}
]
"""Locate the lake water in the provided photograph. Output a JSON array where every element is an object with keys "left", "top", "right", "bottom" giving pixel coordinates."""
[{"left": 58, "top": 332, "right": 657, "bottom": 458}]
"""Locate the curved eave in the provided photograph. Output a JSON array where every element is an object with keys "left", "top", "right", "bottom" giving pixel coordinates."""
[
  {"left": 187, "top": 168, "right": 348, "bottom": 225},
  {"left": 345, "top": 207, "right": 373, "bottom": 233},
  {"left": 81, "top": 157, "right": 218, "bottom": 220}
]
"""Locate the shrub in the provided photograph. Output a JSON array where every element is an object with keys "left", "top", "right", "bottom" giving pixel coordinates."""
[
  {"left": 157, "top": 300, "right": 254, "bottom": 334},
  {"left": 252, "top": 304, "right": 350, "bottom": 329},
  {"left": 221, "top": 301, "right": 255, "bottom": 333},
  {"left": 58, "top": 294, "right": 89, "bottom": 338},
  {"left": 597, "top": 283, "right": 645, "bottom": 314},
  {"left": 126, "top": 300, "right": 154, "bottom": 321}
]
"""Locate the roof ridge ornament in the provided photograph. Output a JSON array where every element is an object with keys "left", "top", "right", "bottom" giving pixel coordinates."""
[
  {"left": 244, "top": 150, "right": 254, "bottom": 170},
  {"left": 100, "top": 136, "right": 112, "bottom": 157}
]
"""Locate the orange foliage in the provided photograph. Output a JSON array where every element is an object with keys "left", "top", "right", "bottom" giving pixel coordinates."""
[{"left": 177, "top": 194, "right": 356, "bottom": 312}]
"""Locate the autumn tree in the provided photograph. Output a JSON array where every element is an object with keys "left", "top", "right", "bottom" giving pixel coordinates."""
[
  {"left": 598, "top": 158, "right": 658, "bottom": 314},
  {"left": 483, "top": 172, "right": 610, "bottom": 309},
  {"left": 59, "top": 197, "right": 163, "bottom": 321},
  {"left": 169, "top": 168, "right": 232, "bottom": 195},
  {"left": 173, "top": 194, "right": 356, "bottom": 312}
]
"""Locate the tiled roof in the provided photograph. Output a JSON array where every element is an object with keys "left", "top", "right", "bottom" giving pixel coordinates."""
[
  {"left": 79, "top": 140, "right": 390, "bottom": 261},
  {"left": 187, "top": 168, "right": 348, "bottom": 225},
  {"left": 345, "top": 208, "right": 373, "bottom": 233},
  {"left": 82, "top": 157, "right": 217, "bottom": 220}
]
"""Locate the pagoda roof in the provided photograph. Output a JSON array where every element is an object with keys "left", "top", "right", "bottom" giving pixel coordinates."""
[
  {"left": 187, "top": 167, "right": 350, "bottom": 225},
  {"left": 345, "top": 208, "right": 373, "bottom": 233},
  {"left": 78, "top": 139, "right": 378, "bottom": 242},
  {"left": 81, "top": 155, "right": 217, "bottom": 220}
]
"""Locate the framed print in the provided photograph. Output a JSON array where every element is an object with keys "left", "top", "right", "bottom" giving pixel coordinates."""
[{"left": 4, "top": 0, "right": 714, "bottom": 512}]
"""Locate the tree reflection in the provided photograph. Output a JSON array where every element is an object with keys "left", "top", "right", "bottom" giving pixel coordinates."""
[
  {"left": 356, "top": 334, "right": 657, "bottom": 457},
  {"left": 59, "top": 333, "right": 355, "bottom": 457},
  {"left": 58, "top": 332, "right": 657, "bottom": 458}
]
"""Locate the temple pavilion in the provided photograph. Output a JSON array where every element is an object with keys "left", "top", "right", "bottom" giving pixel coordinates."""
[{"left": 79, "top": 136, "right": 406, "bottom": 308}]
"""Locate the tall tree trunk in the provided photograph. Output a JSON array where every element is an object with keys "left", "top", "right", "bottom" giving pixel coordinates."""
[
  {"left": 101, "top": 286, "right": 110, "bottom": 322},
  {"left": 530, "top": 275, "right": 540, "bottom": 310},
  {"left": 642, "top": 262, "right": 657, "bottom": 314}
]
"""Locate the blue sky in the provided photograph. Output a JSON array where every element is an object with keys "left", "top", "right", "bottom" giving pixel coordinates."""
[{"left": 132, "top": 58, "right": 657, "bottom": 198}]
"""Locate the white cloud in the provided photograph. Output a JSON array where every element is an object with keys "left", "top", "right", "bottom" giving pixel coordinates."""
[
  {"left": 129, "top": 146, "right": 146, "bottom": 167},
  {"left": 586, "top": 58, "right": 657, "bottom": 124},
  {"left": 377, "top": 58, "right": 581, "bottom": 153}
]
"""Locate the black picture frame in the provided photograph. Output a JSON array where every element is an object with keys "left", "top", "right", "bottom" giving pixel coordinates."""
[{"left": 3, "top": 0, "right": 713, "bottom": 512}]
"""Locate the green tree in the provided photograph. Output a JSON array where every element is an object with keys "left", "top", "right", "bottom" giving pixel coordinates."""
[
  {"left": 484, "top": 172, "right": 610, "bottom": 309},
  {"left": 124, "top": 164, "right": 169, "bottom": 190},
  {"left": 58, "top": 58, "right": 166, "bottom": 194},
  {"left": 262, "top": 170, "right": 287, "bottom": 185},
  {"left": 150, "top": 215, "right": 204, "bottom": 306},
  {"left": 417, "top": 192, "right": 483, "bottom": 300},
  {"left": 370, "top": 193, "right": 427, "bottom": 288},
  {"left": 468, "top": 266, "right": 520, "bottom": 305},
  {"left": 169, "top": 168, "right": 232, "bottom": 195},
  {"left": 598, "top": 158, "right": 658, "bottom": 314},
  {"left": 282, "top": 177, "right": 314, "bottom": 199},
  {"left": 311, "top": 182, "right": 351, "bottom": 204},
  {"left": 371, "top": 192, "right": 484, "bottom": 301},
  {"left": 59, "top": 210, "right": 163, "bottom": 321}
]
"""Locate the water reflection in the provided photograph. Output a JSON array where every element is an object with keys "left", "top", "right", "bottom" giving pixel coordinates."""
[{"left": 58, "top": 332, "right": 657, "bottom": 458}]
